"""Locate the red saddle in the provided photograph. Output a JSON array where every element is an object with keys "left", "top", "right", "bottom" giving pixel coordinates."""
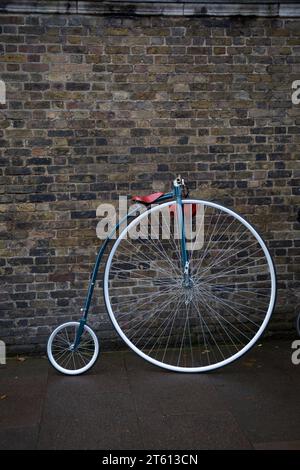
[{"left": 131, "top": 192, "right": 164, "bottom": 204}]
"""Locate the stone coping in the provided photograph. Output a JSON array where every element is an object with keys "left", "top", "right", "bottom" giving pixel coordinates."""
[{"left": 0, "top": 1, "right": 300, "bottom": 17}]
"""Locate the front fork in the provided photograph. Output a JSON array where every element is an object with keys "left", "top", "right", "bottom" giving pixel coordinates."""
[{"left": 174, "top": 177, "right": 190, "bottom": 285}]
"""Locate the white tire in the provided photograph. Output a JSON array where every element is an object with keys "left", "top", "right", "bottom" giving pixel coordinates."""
[{"left": 47, "top": 322, "right": 99, "bottom": 375}]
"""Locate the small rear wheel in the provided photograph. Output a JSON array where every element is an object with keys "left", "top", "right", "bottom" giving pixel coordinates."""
[{"left": 47, "top": 322, "right": 99, "bottom": 375}]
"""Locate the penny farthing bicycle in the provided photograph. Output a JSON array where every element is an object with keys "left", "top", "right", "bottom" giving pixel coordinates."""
[{"left": 47, "top": 176, "right": 277, "bottom": 374}]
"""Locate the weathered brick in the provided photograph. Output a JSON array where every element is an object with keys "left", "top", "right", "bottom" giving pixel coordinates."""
[
  {"left": 29, "top": 194, "right": 56, "bottom": 203},
  {"left": 0, "top": 11, "right": 298, "bottom": 354},
  {"left": 22, "top": 63, "right": 49, "bottom": 72},
  {"left": 1, "top": 54, "right": 26, "bottom": 62},
  {"left": 49, "top": 272, "right": 75, "bottom": 282},
  {"left": 66, "top": 82, "right": 91, "bottom": 91},
  {"left": 71, "top": 210, "right": 96, "bottom": 219}
]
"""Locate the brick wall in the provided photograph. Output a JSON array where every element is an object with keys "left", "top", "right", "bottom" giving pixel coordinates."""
[{"left": 0, "top": 13, "right": 299, "bottom": 353}]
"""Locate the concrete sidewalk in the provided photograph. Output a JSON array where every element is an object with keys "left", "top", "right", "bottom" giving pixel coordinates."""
[{"left": 0, "top": 340, "right": 300, "bottom": 450}]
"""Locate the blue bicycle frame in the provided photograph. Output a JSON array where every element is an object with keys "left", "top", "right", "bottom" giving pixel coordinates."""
[{"left": 73, "top": 178, "right": 188, "bottom": 349}]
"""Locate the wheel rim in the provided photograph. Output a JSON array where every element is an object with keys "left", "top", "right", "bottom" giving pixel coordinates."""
[
  {"left": 47, "top": 322, "right": 99, "bottom": 375},
  {"left": 104, "top": 200, "right": 276, "bottom": 372}
]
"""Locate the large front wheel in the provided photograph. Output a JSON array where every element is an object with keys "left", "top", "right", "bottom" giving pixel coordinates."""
[{"left": 104, "top": 199, "right": 276, "bottom": 372}]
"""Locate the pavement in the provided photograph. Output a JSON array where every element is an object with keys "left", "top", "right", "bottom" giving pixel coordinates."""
[{"left": 0, "top": 339, "right": 300, "bottom": 450}]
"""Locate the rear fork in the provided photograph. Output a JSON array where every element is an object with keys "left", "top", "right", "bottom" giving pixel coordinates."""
[
  {"left": 72, "top": 238, "right": 110, "bottom": 351},
  {"left": 72, "top": 202, "right": 143, "bottom": 350}
]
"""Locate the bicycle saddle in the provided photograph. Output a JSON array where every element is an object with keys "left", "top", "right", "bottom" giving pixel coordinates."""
[{"left": 131, "top": 192, "right": 164, "bottom": 204}]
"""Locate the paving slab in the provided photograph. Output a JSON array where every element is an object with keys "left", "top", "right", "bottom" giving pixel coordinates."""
[
  {"left": 253, "top": 440, "right": 300, "bottom": 450},
  {"left": 0, "top": 426, "right": 39, "bottom": 450},
  {"left": 37, "top": 402, "right": 142, "bottom": 450},
  {"left": 0, "top": 340, "right": 300, "bottom": 450},
  {"left": 206, "top": 341, "right": 300, "bottom": 444},
  {"left": 138, "top": 411, "right": 252, "bottom": 450}
]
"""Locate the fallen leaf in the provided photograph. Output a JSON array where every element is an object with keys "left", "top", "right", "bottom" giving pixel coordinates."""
[
  {"left": 243, "top": 359, "right": 256, "bottom": 367},
  {"left": 0, "top": 395, "right": 7, "bottom": 400},
  {"left": 17, "top": 357, "right": 26, "bottom": 362}
]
